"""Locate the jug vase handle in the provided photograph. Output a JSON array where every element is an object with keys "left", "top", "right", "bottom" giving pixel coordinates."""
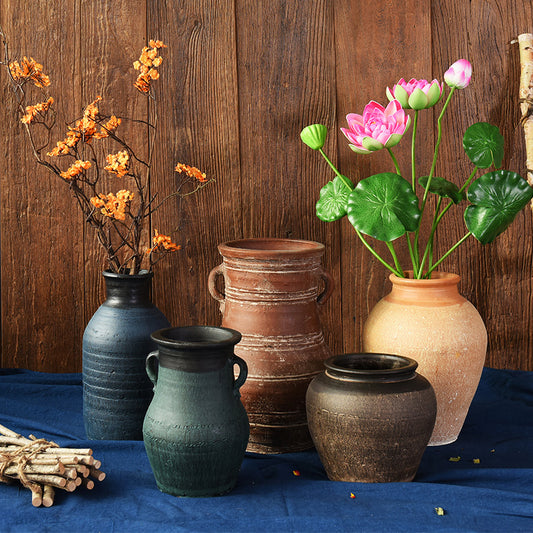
[
  {"left": 232, "top": 355, "right": 248, "bottom": 397},
  {"left": 317, "top": 269, "right": 334, "bottom": 306},
  {"left": 146, "top": 351, "right": 159, "bottom": 391}
]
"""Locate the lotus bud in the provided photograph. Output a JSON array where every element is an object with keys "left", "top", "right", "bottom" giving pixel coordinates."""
[
  {"left": 300, "top": 124, "right": 328, "bottom": 150},
  {"left": 386, "top": 78, "right": 442, "bottom": 110},
  {"left": 444, "top": 59, "right": 472, "bottom": 89}
]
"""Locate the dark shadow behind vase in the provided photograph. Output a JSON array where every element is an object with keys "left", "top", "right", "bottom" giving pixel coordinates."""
[{"left": 82, "top": 270, "right": 170, "bottom": 440}]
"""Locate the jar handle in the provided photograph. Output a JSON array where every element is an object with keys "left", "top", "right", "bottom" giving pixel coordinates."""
[
  {"left": 146, "top": 351, "right": 159, "bottom": 390},
  {"left": 232, "top": 355, "right": 248, "bottom": 397},
  {"left": 317, "top": 269, "right": 334, "bottom": 305},
  {"left": 208, "top": 263, "right": 225, "bottom": 302}
]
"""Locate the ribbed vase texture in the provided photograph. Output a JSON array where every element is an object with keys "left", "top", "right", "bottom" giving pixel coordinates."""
[
  {"left": 82, "top": 271, "right": 170, "bottom": 440},
  {"left": 363, "top": 272, "right": 487, "bottom": 445},
  {"left": 208, "top": 238, "right": 333, "bottom": 453}
]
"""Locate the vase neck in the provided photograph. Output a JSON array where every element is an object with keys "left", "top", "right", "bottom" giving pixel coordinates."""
[
  {"left": 386, "top": 272, "right": 465, "bottom": 307},
  {"left": 152, "top": 326, "right": 242, "bottom": 372},
  {"left": 103, "top": 270, "right": 154, "bottom": 307}
]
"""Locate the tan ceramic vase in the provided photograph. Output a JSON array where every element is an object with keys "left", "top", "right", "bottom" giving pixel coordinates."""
[
  {"left": 363, "top": 272, "right": 487, "bottom": 446},
  {"left": 208, "top": 238, "right": 333, "bottom": 454}
]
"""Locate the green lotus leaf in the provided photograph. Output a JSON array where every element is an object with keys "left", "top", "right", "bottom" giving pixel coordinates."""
[
  {"left": 464, "top": 170, "right": 533, "bottom": 244},
  {"left": 418, "top": 175, "right": 463, "bottom": 204},
  {"left": 346, "top": 172, "right": 421, "bottom": 241},
  {"left": 463, "top": 122, "right": 504, "bottom": 169},
  {"left": 316, "top": 175, "right": 354, "bottom": 222}
]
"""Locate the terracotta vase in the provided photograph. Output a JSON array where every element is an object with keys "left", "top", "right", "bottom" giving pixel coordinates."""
[
  {"left": 143, "top": 326, "right": 249, "bottom": 497},
  {"left": 208, "top": 238, "right": 333, "bottom": 453},
  {"left": 363, "top": 272, "right": 487, "bottom": 446},
  {"left": 306, "top": 353, "right": 436, "bottom": 482}
]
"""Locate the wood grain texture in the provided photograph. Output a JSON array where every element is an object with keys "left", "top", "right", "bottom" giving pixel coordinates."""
[
  {"left": 235, "top": 0, "right": 342, "bottom": 357},
  {"left": 79, "top": 0, "right": 148, "bottom": 347},
  {"left": 334, "top": 0, "right": 433, "bottom": 355},
  {"left": 1, "top": 0, "right": 533, "bottom": 371},
  {"left": 147, "top": 0, "right": 243, "bottom": 330},
  {"left": 431, "top": 0, "right": 533, "bottom": 369},
  {"left": 0, "top": 0, "right": 85, "bottom": 371}
]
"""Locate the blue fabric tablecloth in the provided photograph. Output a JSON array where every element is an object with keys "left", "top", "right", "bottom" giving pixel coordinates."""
[{"left": 0, "top": 367, "right": 532, "bottom": 532}]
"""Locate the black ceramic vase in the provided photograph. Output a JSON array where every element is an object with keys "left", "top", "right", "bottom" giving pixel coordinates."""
[
  {"left": 143, "top": 326, "right": 250, "bottom": 497},
  {"left": 82, "top": 270, "right": 170, "bottom": 440},
  {"left": 306, "top": 353, "right": 436, "bottom": 482}
]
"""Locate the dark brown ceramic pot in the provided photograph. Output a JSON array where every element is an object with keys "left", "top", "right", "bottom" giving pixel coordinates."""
[
  {"left": 306, "top": 353, "right": 436, "bottom": 482},
  {"left": 208, "top": 238, "right": 333, "bottom": 453}
]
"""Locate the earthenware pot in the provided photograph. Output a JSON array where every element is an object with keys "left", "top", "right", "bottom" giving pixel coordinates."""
[
  {"left": 143, "top": 326, "right": 249, "bottom": 497},
  {"left": 306, "top": 353, "right": 436, "bottom": 482},
  {"left": 208, "top": 238, "right": 333, "bottom": 453},
  {"left": 82, "top": 270, "right": 170, "bottom": 440},
  {"left": 363, "top": 272, "right": 487, "bottom": 445}
]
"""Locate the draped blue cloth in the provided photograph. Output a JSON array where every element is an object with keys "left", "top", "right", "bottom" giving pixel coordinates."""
[{"left": 0, "top": 367, "right": 532, "bottom": 532}]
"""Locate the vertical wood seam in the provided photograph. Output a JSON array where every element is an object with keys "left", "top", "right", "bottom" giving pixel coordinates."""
[
  {"left": 331, "top": 1, "right": 343, "bottom": 356},
  {"left": 233, "top": 0, "right": 244, "bottom": 241}
]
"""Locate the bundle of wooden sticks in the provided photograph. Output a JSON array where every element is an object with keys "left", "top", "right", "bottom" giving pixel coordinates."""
[{"left": 0, "top": 423, "right": 105, "bottom": 507}]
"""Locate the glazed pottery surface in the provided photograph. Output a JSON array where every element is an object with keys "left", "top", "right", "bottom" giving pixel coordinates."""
[
  {"left": 306, "top": 353, "right": 436, "bottom": 483},
  {"left": 82, "top": 270, "right": 170, "bottom": 440},
  {"left": 143, "top": 326, "right": 250, "bottom": 497},
  {"left": 208, "top": 238, "right": 333, "bottom": 453},
  {"left": 363, "top": 272, "right": 487, "bottom": 445}
]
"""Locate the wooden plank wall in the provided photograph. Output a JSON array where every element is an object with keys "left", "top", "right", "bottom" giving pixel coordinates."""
[{"left": 1, "top": 0, "right": 532, "bottom": 372}]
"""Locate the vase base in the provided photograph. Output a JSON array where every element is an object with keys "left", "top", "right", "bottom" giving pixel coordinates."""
[
  {"left": 156, "top": 480, "right": 237, "bottom": 498},
  {"left": 428, "top": 435, "right": 458, "bottom": 446},
  {"left": 246, "top": 422, "right": 314, "bottom": 454}
]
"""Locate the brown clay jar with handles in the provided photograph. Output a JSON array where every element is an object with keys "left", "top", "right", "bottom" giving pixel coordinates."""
[{"left": 208, "top": 238, "right": 333, "bottom": 453}]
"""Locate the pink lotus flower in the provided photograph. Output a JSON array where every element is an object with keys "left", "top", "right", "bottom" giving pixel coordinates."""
[
  {"left": 386, "top": 78, "right": 442, "bottom": 110},
  {"left": 444, "top": 59, "right": 472, "bottom": 89},
  {"left": 341, "top": 100, "right": 410, "bottom": 154}
]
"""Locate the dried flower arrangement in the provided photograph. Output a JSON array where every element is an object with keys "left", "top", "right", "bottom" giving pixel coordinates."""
[{"left": 1, "top": 30, "right": 211, "bottom": 275}]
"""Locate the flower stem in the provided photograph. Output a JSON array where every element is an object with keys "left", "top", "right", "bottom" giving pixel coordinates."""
[
  {"left": 413, "top": 87, "right": 456, "bottom": 271},
  {"left": 416, "top": 196, "right": 442, "bottom": 278},
  {"left": 354, "top": 229, "right": 403, "bottom": 277},
  {"left": 406, "top": 233, "right": 419, "bottom": 273},
  {"left": 459, "top": 166, "right": 478, "bottom": 193},
  {"left": 421, "top": 87, "right": 456, "bottom": 209},
  {"left": 387, "top": 148, "right": 401, "bottom": 175},
  {"left": 386, "top": 241, "right": 405, "bottom": 277},
  {"left": 411, "top": 110, "right": 419, "bottom": 190},
  {"left": 318, "top": 148, "right": 354, "bottom": 190},
  {"left": 424, "top": 231, "right": 471, "bottom": 278},
  {"left": 416, "top": 165, "right": 478, "bottom": 277}
]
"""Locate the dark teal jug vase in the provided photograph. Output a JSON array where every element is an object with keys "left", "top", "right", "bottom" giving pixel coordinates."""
[
  {"left": 143, "top": 325, "right": 250, "bottom": 497},
  {"left": 83, "top": 270, "right": 170, "bottom": 440}
]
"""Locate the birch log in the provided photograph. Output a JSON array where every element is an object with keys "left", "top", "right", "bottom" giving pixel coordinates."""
[{"left": 518, "top": 33, "right": 533, "bottom": 208}]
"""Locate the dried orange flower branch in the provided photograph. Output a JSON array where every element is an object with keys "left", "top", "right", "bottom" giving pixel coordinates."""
[{"left": 1, "top": 29, "right": 212, "bottom": 274}]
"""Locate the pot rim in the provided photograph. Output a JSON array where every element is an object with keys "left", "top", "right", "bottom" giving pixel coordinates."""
[
  {"left": 389, "top": 271, "right": 460, "bottom": 286},
  {"left": 151, "top": 325, "right": 242, "bottom": 349},
  {"left": 103, "top": 269, "right": 153, "bottom": 280},
  {"left": 218, "top": 237, "right": 324, "bottom": 258},
  {"left": 324, "top": 353, "right": 418, "bottom": 378}
]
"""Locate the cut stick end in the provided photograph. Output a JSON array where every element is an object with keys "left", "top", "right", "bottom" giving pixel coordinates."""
[{"left": 42, "top": 485, "right": 55, "bottom": 507}]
